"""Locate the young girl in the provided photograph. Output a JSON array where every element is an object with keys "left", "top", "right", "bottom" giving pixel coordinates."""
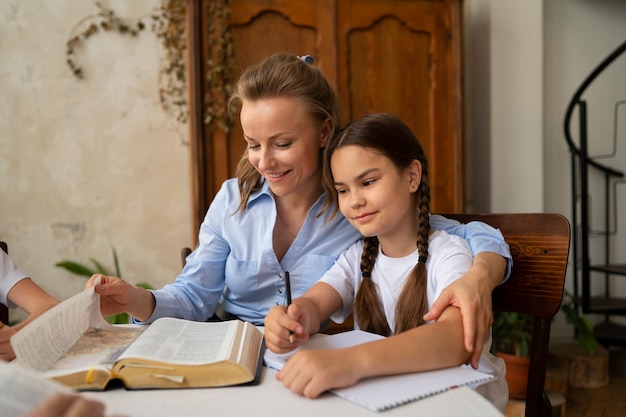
[{"left": 263, "top": 113, "right": 507, "bottom": 411}]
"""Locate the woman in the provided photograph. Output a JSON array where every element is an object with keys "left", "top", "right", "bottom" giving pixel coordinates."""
[{"left": 88, "top": 53, "right": 510, "bottom": 367}]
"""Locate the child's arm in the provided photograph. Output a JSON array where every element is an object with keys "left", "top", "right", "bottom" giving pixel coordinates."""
[
  {"left": 276, "top": 305, "right": 468, "bottom": 398},
  {"left": 0, "top": 278, "right": 59, "bottom": 360},
  {"left": 264, "top": 282, "right": 342, "bottom": 354},
  {"left": 6, "top": 278, "right": 59, "bottom": 318},
  {"left": 425, "top": 252, "right": 506, "bottom": 368}
]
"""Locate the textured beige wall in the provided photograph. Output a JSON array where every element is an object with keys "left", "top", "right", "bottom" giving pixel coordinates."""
[{"left": 0, "top": 1, "right": 191, "bottom": 320}]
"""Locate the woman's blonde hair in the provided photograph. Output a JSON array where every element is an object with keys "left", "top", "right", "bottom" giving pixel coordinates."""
[
  {"left": 228, "top": 53, "right": 341, "bottom": 213},
  {"left": 323, "top": 113, "right": 431, "bottom": 336}
]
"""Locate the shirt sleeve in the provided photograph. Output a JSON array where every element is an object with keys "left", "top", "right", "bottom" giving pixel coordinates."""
[
  {"left": 137, "top": 183, "right": 233, "bottom": 324},
  {"left": 0, "top": 251, "right": 29, "bottom": 308},
  {"left": 427, "top": 232, "right": 475, "bottom": 309},
  {"left": 430, "top": 214, "right": 512, "bottom": 282},
  {"left": 319, "top": 241, "right": 363, "bottom": 324}
]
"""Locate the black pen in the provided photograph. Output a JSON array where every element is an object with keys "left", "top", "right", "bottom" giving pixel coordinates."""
[{"left": 285, "top": 271, "right": 295, "bottom": 343}]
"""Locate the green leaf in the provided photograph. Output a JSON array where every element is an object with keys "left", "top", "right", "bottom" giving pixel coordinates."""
[
  {"left": 136, "top": 282, "right": 154, "bottom": 290},
  {"left": 89, "top": 258, "right": 109, "bottom": 275},
  {"left": 112, "top": 247, "right": 121, "bottom": 277},
  {"left": 578, "top": 332, "right": 598, "bottom": 355},
  {"left": 105, "top": 312, "right": 130, "bottom": 325},
  {"left": 519, "top": 339, "right": 530, "bottom": 358},
  {"left": 54, "top": 261, "right": 95, "bottom": 277}
]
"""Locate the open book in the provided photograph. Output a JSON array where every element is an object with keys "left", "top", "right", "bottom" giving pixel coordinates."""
[
  {"left": 11, "top": 283, "right": 265, "bottom": 391},
  {"left": 264, "top": 330, "right": 495, "bottom": 412}
]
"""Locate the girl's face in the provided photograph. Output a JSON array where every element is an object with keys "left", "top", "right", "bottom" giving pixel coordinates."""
[
  {"left": 240, "top": 97, "right": 330, "bottom": 199},
  {"left": 331, "top": 145, "right": 421, "bottom": 242}
]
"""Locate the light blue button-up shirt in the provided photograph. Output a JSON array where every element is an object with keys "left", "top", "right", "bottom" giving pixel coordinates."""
[{"left": 144, "top": 179, "right": 511, "bottom": 326}]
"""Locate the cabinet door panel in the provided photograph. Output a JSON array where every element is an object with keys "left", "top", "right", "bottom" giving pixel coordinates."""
[{"left": 337, "top": 0, "right": 462, "bottom": 213}]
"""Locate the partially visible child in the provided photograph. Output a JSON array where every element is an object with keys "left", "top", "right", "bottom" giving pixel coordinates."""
[
  {"left": 0, "top": 360, "right": 104, "bottom": 417},
  {"left": 263, "top": 113, "right": 507, "bottom": 411},
  {"left": 1, "top": 250, "right": 59, "bottom": 361}
]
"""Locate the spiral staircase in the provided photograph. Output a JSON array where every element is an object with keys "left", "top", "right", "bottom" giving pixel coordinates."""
[{"left": 564, "top": 39, "right": 626, "bottom": 347}]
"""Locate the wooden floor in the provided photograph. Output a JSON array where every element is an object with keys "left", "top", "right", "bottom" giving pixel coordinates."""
[{"left": 564, "top": 347, "right": 626, "bottom": 417}]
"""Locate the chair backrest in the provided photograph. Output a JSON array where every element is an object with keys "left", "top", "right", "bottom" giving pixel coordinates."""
[
  {"left": 1, "top": 241, "right": 9, "bottom": 324},
  {"left": 444, "top": 213, "right": 570, "bottom": 417},
  {"left": 181, "top": 247, "right": 192, "bottom": 268}
]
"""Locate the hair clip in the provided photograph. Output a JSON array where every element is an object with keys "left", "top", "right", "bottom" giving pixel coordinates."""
[
  {"left": 362, "top": 272, "right": 371, "bottom": 278},
  {"left": 418, "top": 256, "right": 427, "bottom": 264},
  {"left": 298, "top": 55, "right": 314, "bottom": 64}
]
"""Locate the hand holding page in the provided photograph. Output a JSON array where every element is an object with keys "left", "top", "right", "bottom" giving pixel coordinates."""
[{"left": 264, "top": 330, "right": 495, "bottom": 412}]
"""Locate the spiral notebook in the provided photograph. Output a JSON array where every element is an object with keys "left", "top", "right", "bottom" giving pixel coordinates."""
[{"left": 264, "top": 330, "right": 495, "bottom": 412}]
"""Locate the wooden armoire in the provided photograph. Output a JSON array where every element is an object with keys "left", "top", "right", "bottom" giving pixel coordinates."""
[{"left": 187, "top": 0, "right": 463, "bottom": 236}]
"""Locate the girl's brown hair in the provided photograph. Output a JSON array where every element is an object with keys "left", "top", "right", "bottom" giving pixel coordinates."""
[
  {"left": 323, "top": 113, "right": 431, "bottom": 336},
  {"left": 228, "top": 53, "right": 340, "bottom": 213}
]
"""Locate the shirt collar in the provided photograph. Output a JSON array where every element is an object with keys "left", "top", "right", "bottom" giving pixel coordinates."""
[
  {"left": 246, "top": 180, "right": 329, "bottom": 212},
  {"left": 247, "top": 180, "right": 272, "bottom": 208}
]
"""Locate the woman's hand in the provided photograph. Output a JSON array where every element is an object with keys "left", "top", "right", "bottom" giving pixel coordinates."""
[{"left": 85, "top": 274, "right": 155, "bottom": 322}]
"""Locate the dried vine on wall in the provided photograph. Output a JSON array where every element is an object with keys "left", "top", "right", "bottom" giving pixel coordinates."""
[
  {"left": 204, "top": 0, "right": 236, "bottom": 132},
  {"left": 65, "top": 0, "right": 236, "bottom": 132},
  {"left": 66, "top": 0, "right": 188, "bottom": 125}
]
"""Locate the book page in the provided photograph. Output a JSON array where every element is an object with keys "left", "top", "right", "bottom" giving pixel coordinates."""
[
  {"left": 11, "top": 278, "right": 127, "bottom": 372},
  {"left": 0, "top": 360, "right": 74, "bottom": 417},
  {"left": 117, "top": 318, "right": 238, "bottom": 365},
  {"left": 45, "top": 326, "right": 144, "bottom": 377}
]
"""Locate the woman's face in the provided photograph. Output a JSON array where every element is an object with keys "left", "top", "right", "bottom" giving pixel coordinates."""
[{"left": 240, "top": 97, "right": 329, "bottom": 198}]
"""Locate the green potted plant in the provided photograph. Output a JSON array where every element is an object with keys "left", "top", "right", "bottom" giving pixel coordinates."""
[
  {"left": 492, "top": 311, "right": 534, "bottom": 399},
  {"left": 560, "top": 290, "right": 598, "bottom": 355}
]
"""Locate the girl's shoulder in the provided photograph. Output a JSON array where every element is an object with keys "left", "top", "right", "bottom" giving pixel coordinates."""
[{"left": 429, "top": 230, "right": 472, "bottom": 254}]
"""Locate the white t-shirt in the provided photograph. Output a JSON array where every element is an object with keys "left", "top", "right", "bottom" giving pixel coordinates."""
[
  {"left": 319, "top": 230, "right": 508, "bottom": 412},
  {"left": 0, "top": 250, "right": 29, "bottom": 308}
]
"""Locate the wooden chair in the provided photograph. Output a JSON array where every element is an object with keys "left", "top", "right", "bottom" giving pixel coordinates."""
[
  {"left": 1, "top": 241, "right": 9, "bottom": 324},
  {"left": 181, "top": 247, "right": 192, "bottom": 268},
  {"left": 444, "top": 213, "right": 570, "bottom": 417}
]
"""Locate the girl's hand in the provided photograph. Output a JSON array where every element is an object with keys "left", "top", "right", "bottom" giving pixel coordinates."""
[
  {"left": 0, "top": 321, "right": 18, "bottom": 361},
  {"left": 276, "top": 348, "right": 360, "bottom": 398},
  {"left": 264, "top": 304, "right": 309, "bottom": 353}
]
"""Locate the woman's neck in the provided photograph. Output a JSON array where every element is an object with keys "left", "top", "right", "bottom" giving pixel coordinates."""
[{"left": 272, "top": 184, "right": 323, "bottom": 262}]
